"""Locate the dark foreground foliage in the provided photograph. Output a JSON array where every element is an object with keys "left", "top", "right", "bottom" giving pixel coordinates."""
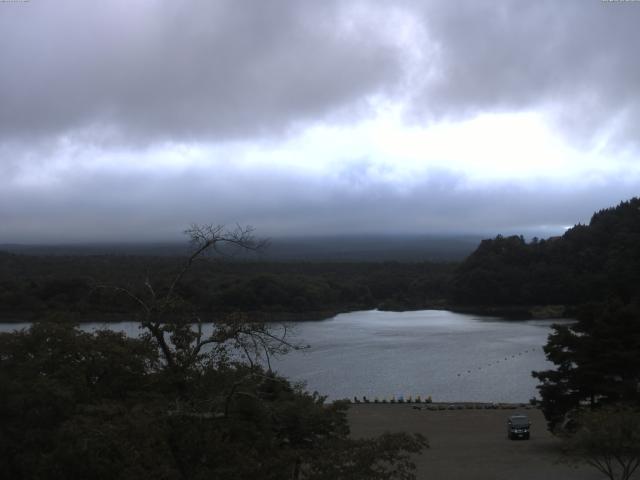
[
  {"left": 563, "top": 407, "right": 640, "bottom": 480},
  {"left": 0, "top": 224, "right": 427, "bottom": 479},
  {"left": 0, "top": 322, "right": 426, "bottom": 480}
]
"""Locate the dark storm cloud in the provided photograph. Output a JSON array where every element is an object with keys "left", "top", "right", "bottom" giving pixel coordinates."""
[
  {"left": 0, "top": 0, "right": 403, "bottom": 145},
  {"left": 1, "top": 0, "right": 639, "bottom": 147}
]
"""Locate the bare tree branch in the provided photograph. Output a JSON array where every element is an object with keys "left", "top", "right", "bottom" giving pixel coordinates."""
[
  {"left": 90, "top": 225, "right": 302, "bottom": 376},
  {"left": 167, "top": 224, "right": 268, "bottom": 301}
]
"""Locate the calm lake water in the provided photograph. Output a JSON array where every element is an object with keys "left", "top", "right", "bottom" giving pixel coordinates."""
[{"left": 0, "top": 310, "right": 566, "bottom": 403}]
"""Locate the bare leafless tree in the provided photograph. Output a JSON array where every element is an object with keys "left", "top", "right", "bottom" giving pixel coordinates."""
[{"left": 94, "top": 224, "right": 300, "bottom": 372}]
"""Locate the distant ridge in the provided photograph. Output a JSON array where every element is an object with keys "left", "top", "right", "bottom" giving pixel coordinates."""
[
  {"left": 0, "top": 234, "right": 484, "bottom": 262},
  {"left": 0, "top": 243, "right": 191, "bottom": 257}
]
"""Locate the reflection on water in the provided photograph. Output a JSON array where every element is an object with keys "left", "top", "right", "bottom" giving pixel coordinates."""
[
  {"left": 0, "top": 310, "right": 568, "bottom": 403},
  {"left": 269, "top": 310, "right": 567, "bottom": 403}
]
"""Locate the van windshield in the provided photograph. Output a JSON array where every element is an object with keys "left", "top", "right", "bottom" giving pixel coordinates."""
[{"left": 510, "top": 416, "right": 529, "bottom": 426}]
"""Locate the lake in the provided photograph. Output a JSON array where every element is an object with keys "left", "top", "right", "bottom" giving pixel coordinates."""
[{"left": 0, "top": 309, "right": 565, "bottom": 403}]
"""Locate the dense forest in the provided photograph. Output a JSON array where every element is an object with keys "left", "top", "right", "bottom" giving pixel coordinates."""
[
  {"left": 452, "top": 197, "right": 640, "bottom": 309},
  {"left": 0, "top": 254, "right": 454, "bottom": 321}
]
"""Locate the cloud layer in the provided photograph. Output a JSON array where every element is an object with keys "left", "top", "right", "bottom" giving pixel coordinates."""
[
  {"left": 1, "top": 0, "right": 639, "bottom": 242},
  {"left": 4, "top": 1, "right": 639, "bottom": 146},
  {"left": 2, "top": 161, "right": 637, "bottom": 243}
]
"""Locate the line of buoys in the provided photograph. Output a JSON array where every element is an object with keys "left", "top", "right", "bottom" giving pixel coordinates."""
[{"left": 455, "top": 347, "right": 541, "bottom": 377}]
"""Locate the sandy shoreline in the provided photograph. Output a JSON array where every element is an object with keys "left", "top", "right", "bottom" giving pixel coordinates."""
[{"left": 348, "top": 405, "right": 602, "bottom": 480}]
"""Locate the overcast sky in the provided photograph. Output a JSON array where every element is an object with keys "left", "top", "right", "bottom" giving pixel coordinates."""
[{"left": 1, "top": 0, "right": 639, "bottom": 243}]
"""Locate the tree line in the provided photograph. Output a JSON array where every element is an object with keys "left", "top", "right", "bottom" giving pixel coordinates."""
[{"left": 0, "top": 253, "right": 454, "bottom": 321}]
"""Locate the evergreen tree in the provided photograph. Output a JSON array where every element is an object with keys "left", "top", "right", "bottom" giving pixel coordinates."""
[{"left": 532, "top": 302, "right": 640, "bottom": 430}]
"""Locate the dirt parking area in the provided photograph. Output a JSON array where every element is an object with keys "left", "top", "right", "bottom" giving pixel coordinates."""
[{"left": 348, "top": 405, "right": 604, "bottom": 480}]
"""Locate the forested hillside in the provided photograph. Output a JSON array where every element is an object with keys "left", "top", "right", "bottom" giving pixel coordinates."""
[{"left": 452, "top": 198, "right": 640, "bottom": 307}]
